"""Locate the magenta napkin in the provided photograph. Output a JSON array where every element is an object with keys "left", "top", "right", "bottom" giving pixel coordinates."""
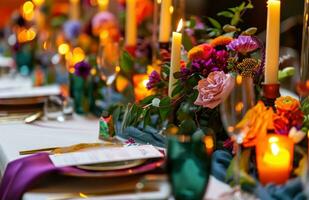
[
  {"left": 0, "top": 153, "right": 70, "bottom": 200},
  {"left": 0, "top": 153, "right": 164, "bottom": 200}
]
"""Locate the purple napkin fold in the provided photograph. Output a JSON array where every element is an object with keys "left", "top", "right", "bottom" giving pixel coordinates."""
[
  {"left": 0, "top": 152, "right": 164, "bottom": 200},
  {"left": 0, "top": 153, "right": 71, "bottom": 200}
]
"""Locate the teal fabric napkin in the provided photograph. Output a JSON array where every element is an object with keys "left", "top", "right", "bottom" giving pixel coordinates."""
[
  {"left": 211, "top": 150, "right": 307, "bottom": 200},
  {"left": 115, "top": 124, "right": 166, "bottom": 148}
]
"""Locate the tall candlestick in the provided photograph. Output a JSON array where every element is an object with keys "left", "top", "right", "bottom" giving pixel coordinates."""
[
  {"left": 265, "top": 0, "right": 281, "bottom": 84},
  {"left": 168, "top": 19, "right": 183, "bottom": 98},
  {"left": 98, "top": 0, "right": 109, "bottom": 11},
  {"left": 70, "top": 0, "right": 80, "bottom": 20},
  {"left": 125, "top": 0, "right": 137, "bottom": 46},
  {"left": 159, "top": 0, "right": 172, "bottom": 43}
]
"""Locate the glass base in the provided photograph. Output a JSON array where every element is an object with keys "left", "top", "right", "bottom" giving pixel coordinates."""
[{"left": 218, "top": 186, "right": 257, "bottom": 200}]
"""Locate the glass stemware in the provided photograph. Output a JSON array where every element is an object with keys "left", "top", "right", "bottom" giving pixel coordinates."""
[
  {"left": 96, "top": 41, "right": 120, "bottom": 106},
  {"left": 220, "top": 75, "right": 255, "bottom": 199},
  {"left": 167, "top": 133, "right": 213, "bottom": 200}
]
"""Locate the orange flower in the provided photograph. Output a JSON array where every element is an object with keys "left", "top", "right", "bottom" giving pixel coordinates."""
[
  {"left": 236, "top": 101, "right": 274, "bottom": 147},
  {"left": 210, "top": 36, "right": 233, "bottom": 48},
  {"left": 188, "top": 43, "right": 214, "bottom": 61},
  {"left": 275, "top": 96, "right": 300, "bottom": 114}
]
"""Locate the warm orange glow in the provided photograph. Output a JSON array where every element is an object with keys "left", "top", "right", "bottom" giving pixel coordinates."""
[
  {"left": 17, "top": 28, "right": 37, "bottom": 43},
  {"left": 116, "top": 75, "right": 129, "bottom": 92},
  {"left": 22, "top": 1, "right": 35, "bottom": 21},
  {"left": 133, "top": 74, "right": 153, "bottom": 102},
  {"left": 79, "top": 193, "right": 88, "bottom": 198},
  {"left": 227, "top": 126, "right": 234, "bottom": 133},
  {"left": 99, "top": 30, "right": 110, "bottom": 44},
  {"left": 204, "top": 136, "right": 214, "bottom": 154},
  {"left": 235, "top": 102, "right": 244, "bottom": 112},
  {"left": 98, "top": 0, "right": 109, "bottom": 10},
  {"left": 157, "top": 0, "right": 161, "bottom": 4},
  {"left": 268, "top": 136, "right": 279, "bottom": 143},
  {"left": 23, "top": 1, "right": 34, "bottom": 14},
  {"left": 169, "top": 6, "right": 174, "bottom": 14},
  {"left": 69, "top": 67, "right": 75, "bottom": 74},
  {"left": 256, "top": 135, "right": 294, "bottom": 185},
  {"left": 58, "top": 43, "right": 70, "bottom": 55},
  {"left": 236, "top": 75, "right": 242, "bottom": 85},
  {"left": 115, "top": 66, "right": 121, "bottom": 73},
  {"left": 32, "top": 0, "right": 45, "bottom": 6},
  {"left": 147, "top": 65, "right": 160, "bottom": 75},
  {"left": 72, "top": 47, "right": 85, "bottom": 64},
  {"left": 90, "top": 68, "right": 97, "bottom": 76}
]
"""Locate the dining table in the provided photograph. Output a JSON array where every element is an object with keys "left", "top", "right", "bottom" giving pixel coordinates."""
[{"left": 0, "top": 115, "right": 233, "bottom": 200}]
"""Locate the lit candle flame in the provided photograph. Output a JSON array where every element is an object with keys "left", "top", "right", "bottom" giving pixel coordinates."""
[
  {"left": 176, "top": 19, "right": 183, "bottom": 33},
  {"left": 271, "top": 143, "right": 280, "bottom": 156}
]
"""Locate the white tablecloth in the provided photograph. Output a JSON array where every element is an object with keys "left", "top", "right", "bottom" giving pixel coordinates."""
[{"left": 0, "top": 115, "right": 232, "bottom": 200}]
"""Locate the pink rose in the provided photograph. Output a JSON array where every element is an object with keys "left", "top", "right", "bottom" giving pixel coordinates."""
[{"left": 194, "top": 71, "right": 235, "bottom": 109}]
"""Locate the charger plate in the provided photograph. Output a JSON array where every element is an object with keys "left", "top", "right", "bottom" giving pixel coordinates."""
[
  {"left": 76, "top": 159, "right": 146, "bottom": 171},
  {"left": 60, "top": 158, "right": 165, "bottom": 178}
]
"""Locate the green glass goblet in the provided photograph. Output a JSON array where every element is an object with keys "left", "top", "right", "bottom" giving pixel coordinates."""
[{"left": 167, "top": 133, "right": 213, "bottom": 200}]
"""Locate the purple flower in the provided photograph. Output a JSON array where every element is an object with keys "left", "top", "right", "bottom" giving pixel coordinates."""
[
  {"left": 227, "top": 35, "right": 259, "bottom": 54},
  {"left": 63, "top": 20, "right": 81, "bottom": 41},
  {"left": 74, "top": 61, "right": 91, "bottom": 79},
  {"left": 146, "top": 70, "right": 161, "bottom": 90}
]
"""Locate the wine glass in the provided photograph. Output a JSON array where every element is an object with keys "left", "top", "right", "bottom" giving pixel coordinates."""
[
  {"left": 96, "top": 41, "right": 120, "bottom": 106},
  {"left": 220, "top": 75, "right": 255, "bottom": 199},
  {"left": 166, "top": 129, "right": 214, "bottom": 200}
]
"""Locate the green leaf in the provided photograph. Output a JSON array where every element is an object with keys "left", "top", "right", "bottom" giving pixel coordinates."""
[
  {"left": 208, "top": 17, "right": 222, "bottom": 29},
  {"left": 278, "top": 67, "right": 296, "bottom": 80},
  {"left": 231, "top": 12, "right": 240, "bottom": 26},
  {"left": 223, "top": 24, "right": 237, "bottom": 33},
  {"left": 143, "top": 109, "right": 152, "bottom": 128},
  {"left": 179, "top": 119, "right": 197, "bottom": 135},
  {"left": 121, "top": 103, "right": 132, "bottom": 131},
  {"left": 183, "top": 33, "right": 194, "bottom": 51},
  {"left": 246, "top": 2, "right": 254, "bottom": 9},
  {"left": 159, "top": 97, "right": 172, "bottom": 121},
  {"left": 188, "top": 17, "right": 196, "bottom": 28},
  {"left": 119, "top": 51, "right": 134, "bottom": 75},
  {"left": 238, "top": 2, "right": 246, "bottom": 11},
  {"left": 217, "top": 11, "right": 234, "bottom": 18},
  {"left": 243, "top": 27, "right": 258, "bottom": 35},
  {"left": 172, "top": 82, "right": 183, "bottom": 97},
  {"left": 139, "top": 95, "right": 157, "bottom": 105}
]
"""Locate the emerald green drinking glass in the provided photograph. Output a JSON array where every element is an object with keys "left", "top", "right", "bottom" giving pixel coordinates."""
[{"left": 167, "top": 134, "right": 213, "bottom": 200}]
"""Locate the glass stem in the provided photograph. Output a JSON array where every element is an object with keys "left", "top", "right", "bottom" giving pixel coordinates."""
[
  {"left": 234, "top": 142, "right": 241, "bottom": 187},
  {"left": 106, "top": 85, "right": 112, "bottom": 106}
]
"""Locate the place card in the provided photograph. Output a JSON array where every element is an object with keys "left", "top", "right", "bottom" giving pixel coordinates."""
[{"left": 49, "top": 145, "right": 164, "bottom": 167}]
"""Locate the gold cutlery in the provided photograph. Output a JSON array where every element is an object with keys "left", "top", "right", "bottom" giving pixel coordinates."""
[
  {"left": 19, "top": 142, "right": 122, "bottom": 155},
  {"left": 24, "top": 112, "right": 43, "bottom": 124}
]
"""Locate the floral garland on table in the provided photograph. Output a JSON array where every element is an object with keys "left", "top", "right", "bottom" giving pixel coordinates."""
[{"left": 112, "top": 2, "right": 265, "bottom": 144}]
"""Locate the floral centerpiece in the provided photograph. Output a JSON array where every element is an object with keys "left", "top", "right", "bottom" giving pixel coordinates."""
[{"left": 111, "top": 1, "right": 264, "bottom": 145}]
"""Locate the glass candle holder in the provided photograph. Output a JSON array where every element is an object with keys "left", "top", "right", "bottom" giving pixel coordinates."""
[{"left": 256, "top": 135, "right": 294, "bottom": 185}]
